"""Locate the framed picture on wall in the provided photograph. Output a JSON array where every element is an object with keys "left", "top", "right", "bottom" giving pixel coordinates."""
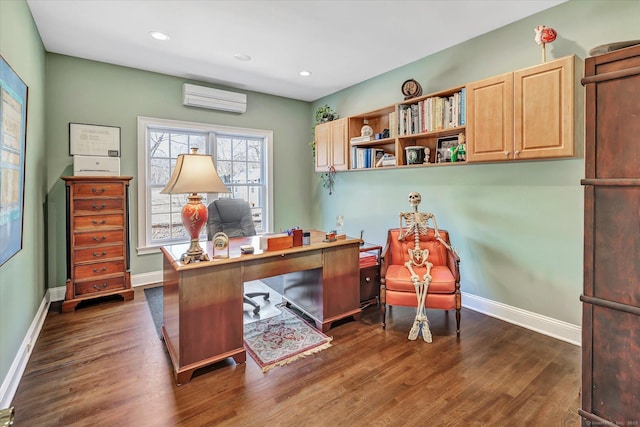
[
  {"left": 436, "top": 135, "right": 459, "bottom": 163},
  {"left": 0, "top": 55, "right": 29, "bottom": 267}
]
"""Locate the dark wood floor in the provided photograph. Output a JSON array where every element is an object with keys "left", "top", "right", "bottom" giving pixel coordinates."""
[{"left": 11, "top": 287, "right": 581, "bottom": 426}]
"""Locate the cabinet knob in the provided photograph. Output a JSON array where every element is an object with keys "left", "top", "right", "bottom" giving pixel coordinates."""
[
  {"left": 92, "top": 236, "right": 107, "bottom": 242},
  {"left": 504, "top": 151, "right": 510, "bottom": 157},
  {"left": 514, "top": 150, "right": 520, "bottom": 157},
  {"left": 93, "top": 251, "right": 107, "bottom": 257},
  {"left": 91, "top": 187, "right": 106, "bottom": 194},
  {"left": 93, "top": 267, "right": 108, "bottom": 273},
  {"left": 93, "top": 283, "right": 108, "bottom": 290},
  {"left": 365, "top": 277, "right": 371, "bottom": 282},
  {"left": 92, "top": 203, "right": 107, "bottom": 210},
  {"left": 92, "top": 219, "right": 108, "bottom": 225}
]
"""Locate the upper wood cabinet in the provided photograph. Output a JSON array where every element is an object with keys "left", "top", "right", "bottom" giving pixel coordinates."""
[
  {"left": 315, "top": 117, "right": 348, "bottom": 172},
  {"left": 466, "top": 55, "right": 575, "bottom": 162}
]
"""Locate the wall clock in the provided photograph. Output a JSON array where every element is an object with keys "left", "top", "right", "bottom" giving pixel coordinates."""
[{"left": 401, "top": 79, "right": 422, "bottom": 99}]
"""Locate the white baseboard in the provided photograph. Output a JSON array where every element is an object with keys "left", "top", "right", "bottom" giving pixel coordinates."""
[
  {"left": 461, "top": 291, "right": 581, "bottom": 346},
  {"left": 0, "top": 292, "right": 50, "bottom": 408}
]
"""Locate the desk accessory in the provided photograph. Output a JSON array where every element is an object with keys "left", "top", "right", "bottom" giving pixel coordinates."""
[{"left": 240, "top": 245, "right": 254, "bottom": 254}]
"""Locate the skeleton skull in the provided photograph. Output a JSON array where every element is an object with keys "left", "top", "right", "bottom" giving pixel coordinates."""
[{"left": 408, "top": 192, "right": 422, "bottom": 207}]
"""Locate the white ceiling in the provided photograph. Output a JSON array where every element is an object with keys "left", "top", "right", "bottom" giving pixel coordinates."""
[{"left": 26, "top": 0, "right": 566, "bottom": 102}]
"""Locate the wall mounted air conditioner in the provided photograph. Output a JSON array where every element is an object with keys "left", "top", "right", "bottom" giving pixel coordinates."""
[{"left": 182, "top": 83, "right": 247, "bottom": 113}]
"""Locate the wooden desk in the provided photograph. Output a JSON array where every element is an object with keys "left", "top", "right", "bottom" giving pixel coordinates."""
[{"left": 160, "top": 230, "right": 361, "bottom": 384}]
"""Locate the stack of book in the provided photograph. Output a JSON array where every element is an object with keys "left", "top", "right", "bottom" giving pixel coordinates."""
[
  {"left": 350, "top": 135, "right": 372, "bottom": 144},
  {"left": 359, "top": 251, "right": 378, "bottom": 268}
]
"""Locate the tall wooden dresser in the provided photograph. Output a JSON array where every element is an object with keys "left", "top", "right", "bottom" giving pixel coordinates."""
[
  {"left": 62, "top": 176, "right": 133, "bottom": 312},
  {"left": 580, "top": 44, "right": 640, "bottom": 424}
]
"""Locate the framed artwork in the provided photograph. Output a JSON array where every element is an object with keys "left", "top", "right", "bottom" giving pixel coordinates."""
[
  {"left": 436, "top": 135, "right": 459, "bottom": 163},
  {"left": 0, "top": 55, "right": 28, "bottom": 267},
  {"left": 69, "top": 122, "right": 121, "bottom": 157}
]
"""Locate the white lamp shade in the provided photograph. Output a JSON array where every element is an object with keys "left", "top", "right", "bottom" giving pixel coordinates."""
[{"left": 160, "top": 153, "right": 230, "bottom": 194}]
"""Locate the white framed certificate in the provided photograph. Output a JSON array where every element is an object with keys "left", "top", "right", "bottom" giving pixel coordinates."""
[{"left": 69, "top": 123, "right": 121, "bottom": 157}]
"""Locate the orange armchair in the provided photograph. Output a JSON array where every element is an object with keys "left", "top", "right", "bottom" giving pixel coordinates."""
[{"left": 380, "top": 228, "right": 461, "bottom": 335}]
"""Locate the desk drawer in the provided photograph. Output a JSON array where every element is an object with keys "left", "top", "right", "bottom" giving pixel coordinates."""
[{"left": 243, "top": 251, "right": 323, "bottom": 282}]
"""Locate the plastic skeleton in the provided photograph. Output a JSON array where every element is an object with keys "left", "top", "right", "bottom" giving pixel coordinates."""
[{"left": 398, "top": 192, "right": 452, "bottom": 342}]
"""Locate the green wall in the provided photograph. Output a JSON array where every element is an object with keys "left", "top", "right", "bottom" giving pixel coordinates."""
[
  {"left": 310, "top": 0, "right": 640, "bottom": 326},
  {"left": 45, "top": 55, "right": 312, "bottom": 287},
  {"left": 0, "top": 0, "right": 47, "bottom": 390}
]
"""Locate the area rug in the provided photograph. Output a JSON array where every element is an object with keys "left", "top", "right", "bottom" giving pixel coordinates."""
[{"left": 243, "top": 306, "right": 333, "bottom": 372}]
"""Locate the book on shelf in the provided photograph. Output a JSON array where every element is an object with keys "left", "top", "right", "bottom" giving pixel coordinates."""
[
  {"left": 379, "top": 153, "right": 396, "bottom": 167},
  {"left": 350, "top": 135, "right": 372, "bottom": 144}
]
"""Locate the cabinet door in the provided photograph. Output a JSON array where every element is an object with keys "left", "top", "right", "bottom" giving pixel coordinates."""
[
  {"left": 514, "top": 55, "right": 574, "bottom": 159},
  {"left": 465, "top": 73, "right": 514, "bottom": 162},
  {"left": 329, "top": 118, "right": 348, "bottom": 171},
  {"left": 314, "top": 118, "right": 348, "bottom": 172},
  {"left": 315, "top": 121, "right": 331, "bottom": 172}
]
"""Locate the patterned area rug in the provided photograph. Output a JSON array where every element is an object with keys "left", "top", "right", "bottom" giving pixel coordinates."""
[{"left": 243, "top": 306, "right": 333, "bottom": 372}]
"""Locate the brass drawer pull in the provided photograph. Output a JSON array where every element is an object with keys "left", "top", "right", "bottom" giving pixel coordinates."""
[
  {"left": 92, "top": 236, "right": 107, "bottom": 242},
  {"left": 93, "top": 283, "right": 108, "bottom": 290},
  {"left": 91, "top": 187, "right": 106, "bottom": 194},
  {"left": 92, "top": 203, "right": 107, "bottom": 210},
  {"left": 92, "top": 219, "right": 108, "bottom": 225},
  {"left": 92, "top": 267, "right": 108, "bottom": 273},
  {"left": 93, "top": 251, "right": 107, "bottom": 257}
]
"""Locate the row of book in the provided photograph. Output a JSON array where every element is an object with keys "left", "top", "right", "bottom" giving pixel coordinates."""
[
  {"left": 398, "top": 89, "right": 465, "bottom": 136},
  {"left": 351, "top": 147, "right": 396, "bottom": 169}
]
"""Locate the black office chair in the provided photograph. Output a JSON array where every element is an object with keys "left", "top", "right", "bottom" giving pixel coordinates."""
[{"left": 207, "top": 198, "right": 269, "bottom": 315}]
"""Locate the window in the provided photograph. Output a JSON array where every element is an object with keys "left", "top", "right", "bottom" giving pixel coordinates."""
[{"left": 137, "top": 117, "right": 273, "bottom": 254}]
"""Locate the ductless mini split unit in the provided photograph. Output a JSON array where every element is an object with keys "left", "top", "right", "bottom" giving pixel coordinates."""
[{"left": 182, "top": 83, "right": 247, "bottom": 113}]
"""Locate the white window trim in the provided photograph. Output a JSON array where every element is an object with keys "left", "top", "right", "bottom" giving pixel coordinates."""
[{"left": 136, "top": 116, "right": 274, "bottom": 255}]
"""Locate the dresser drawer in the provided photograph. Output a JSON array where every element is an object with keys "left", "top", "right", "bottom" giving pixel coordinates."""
[
  {"left": 73, "top": 198, "right": 123, "bottom": 214},
  {"left": 74, "top": 229, "right": 124, "bottom": 247},
  {"left": 73, "top": 214, "right": 124, "bottom": 230},
  {"left": 73, "top": 182, "right": 124, "bottom": 198},
  {"left": 74, "top": 260, "right": 125, "bottom": 279},
  {"left": 75, "top": 275, "right": 126, "bottom": 296},
  {"left": 74, "top": 245, "right": 124, "bottom": 263}
]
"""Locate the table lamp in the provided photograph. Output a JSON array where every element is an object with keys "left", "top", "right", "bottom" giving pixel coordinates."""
[{"left": 161, "top": 147, "right": 229, "bottom": 263}]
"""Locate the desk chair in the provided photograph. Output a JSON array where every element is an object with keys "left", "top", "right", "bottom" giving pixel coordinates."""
[{"left": 207, "top": 198, "right": 269, "bottom": 314}]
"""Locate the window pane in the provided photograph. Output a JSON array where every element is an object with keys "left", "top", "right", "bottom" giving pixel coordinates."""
[
  {"left": 233, "top": 138, "right": 247, "bottom": 161},
  {"left": 217, "top": 137, "right": 232, "bottom": 160},
  {"left": 247, "top": 162, "right": 261, "bottom": 183},
  {"left": 217, "top": 160, "right": 232, "bottom": 184},
  {"left": 233, "top": 187, "right": 249, "bottom": 200},
  {"left": 149, "top": 131, "right": 170, "bottom": 158},
  {"left": 171, "top": 134, "right": 189, "bottom": 156},
  {"left": 232, "top": 162, "right": 247, "bottom": 183},
  {"left": 189, "top": 134, "right": 206, "bottom": 153},
  {"left": 247, "top": 139, "right": 261, "bottom": 161},
  {"left": 150, "top": 158, "right": 171, "bottom": 185},
  {"left": 151, "top": 189, "right": 170, "bottom": 214}
]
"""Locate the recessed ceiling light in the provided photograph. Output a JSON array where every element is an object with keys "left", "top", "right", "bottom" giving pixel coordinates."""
[
  {"left": 299, "top": 70, "right": 312, "bottom": 77},
  {"left": 234, "top": 53, "right": 252, "bottom": 61},
  {"left": 149, "top": 31, "right": 170, "bottom": 41}
]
